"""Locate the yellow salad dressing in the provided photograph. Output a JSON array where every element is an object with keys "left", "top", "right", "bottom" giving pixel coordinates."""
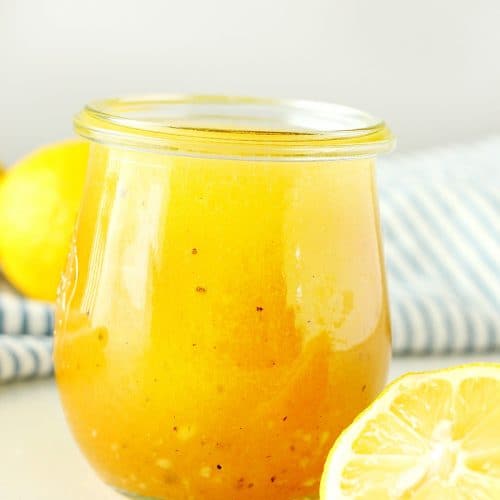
[{"left": 55, "top": 95, "right": 393, "bottom": 499}]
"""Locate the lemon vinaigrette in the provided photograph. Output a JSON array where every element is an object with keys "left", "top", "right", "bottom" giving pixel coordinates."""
[{"left": 54, "top": 96, "right": 394, "bottom": 499}]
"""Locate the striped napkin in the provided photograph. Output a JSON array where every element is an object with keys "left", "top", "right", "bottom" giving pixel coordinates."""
[
  {"left": 0, "top": 280, "right": 53, "bottom": 383},
  {"left": 1, "top": 137, "right": 499, "bottom": 382},
  {"left": 378, "top": 137, "right": 499, "bottom": 355}
]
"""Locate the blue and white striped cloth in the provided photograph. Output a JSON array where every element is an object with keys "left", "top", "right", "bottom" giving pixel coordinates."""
[
  {"left": 0, "top": 280, "right": 53, "bottom": 383},
  {"left": 379, "top": 136, "right": 500, "bottom": 355},
  {"left": 0, "top": 137, "right": 499, "bottom": 382}
]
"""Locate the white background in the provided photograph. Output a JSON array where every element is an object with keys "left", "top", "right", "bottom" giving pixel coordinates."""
[{"left": 1, "top": 0, "right": 500, "bottom": 164}]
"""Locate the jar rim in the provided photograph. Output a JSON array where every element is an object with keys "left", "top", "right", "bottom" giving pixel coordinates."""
[{"left": 74, "top": 94, "right": 394, "bottom": 160}]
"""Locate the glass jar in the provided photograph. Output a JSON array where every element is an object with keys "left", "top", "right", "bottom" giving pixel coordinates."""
[{"left": 55, "top": 95, "right": 394, "bottom": 499}]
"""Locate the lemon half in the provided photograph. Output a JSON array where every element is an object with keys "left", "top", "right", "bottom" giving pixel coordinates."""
[{"left": 321, "top": 363, "right": 500, "bottom": 499}]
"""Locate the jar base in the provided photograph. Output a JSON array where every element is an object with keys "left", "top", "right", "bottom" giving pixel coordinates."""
[
  {"left": 113, "top": 487, "right": 162, "bottom": 499},
  {"left": 113, "top": 486, "right": 318, "bottom": 500}
]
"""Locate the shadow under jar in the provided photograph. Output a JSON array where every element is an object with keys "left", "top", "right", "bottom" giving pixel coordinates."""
[{"left": 55, "top": 95, "right": 394, "bottom": 500}]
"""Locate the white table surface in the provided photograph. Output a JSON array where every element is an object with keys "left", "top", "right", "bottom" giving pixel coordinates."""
[{"left": 1, "top": 354, "right": 499, "bottom": 500}]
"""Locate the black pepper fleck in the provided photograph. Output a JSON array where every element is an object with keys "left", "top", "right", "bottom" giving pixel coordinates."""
[
  {"left": 195, "top": 286, "right": 207, "bottom": 293},
  {"left": 270, "top": 476, "right": 276, "bottom": 483},
  {"left": 192, "top": 248, "right": 198, "bottom": 255},
  {"left": 282, "top": 416, "right": 287, "bottom": 421},
  {"left": 256, "top": 306, "right": 263, "bottom": 312},
  {"left": 173, "top": 426, "right": 178, "bottom": 432},
  {"left": 216, "top": 464, "right": 222, "bottom": 470},
  {"left": 362, "top": 384, "right": 367, "bottom": 392}
]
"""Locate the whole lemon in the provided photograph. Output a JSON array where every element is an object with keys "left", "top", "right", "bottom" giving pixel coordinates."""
[{"left": 0, "top": 140, "right": 89, "bottom": 301}]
